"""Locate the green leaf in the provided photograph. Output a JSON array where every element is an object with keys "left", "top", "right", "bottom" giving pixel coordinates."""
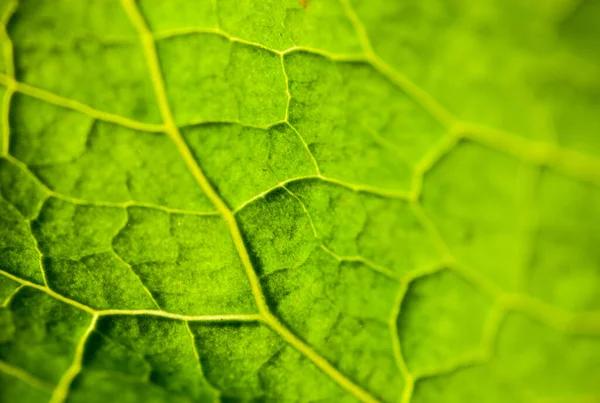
[{"left": 1, "top": 0, "right": 599, "bottom": 402}]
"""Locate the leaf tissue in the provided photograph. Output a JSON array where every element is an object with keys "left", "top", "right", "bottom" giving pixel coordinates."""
[{"left": 0, "top": 0, "right": 599, "bottom": 402}]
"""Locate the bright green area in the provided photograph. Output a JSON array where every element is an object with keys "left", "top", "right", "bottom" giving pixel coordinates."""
[
  {"left": 0, "top": 0, "right": 599, "bottom": 402},
  {"left": 527, "top": 168, "right": 600, "bottom": 311},
  {"left": 422, "top": 142, "right": 600, "bottom": 311},
  {"left": 422, "top": 142, "right": 531, "bottom": 291},
  {"left": 353, "top": 0, "right": 600, "bottom": 155},
  {"left": 413, "top": 313, "right": 600, "bottom": 403}
]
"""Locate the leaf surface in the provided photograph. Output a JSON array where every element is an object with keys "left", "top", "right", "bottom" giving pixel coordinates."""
[{"left": 0, "top": 0, "right": 599, "bottom": 402}]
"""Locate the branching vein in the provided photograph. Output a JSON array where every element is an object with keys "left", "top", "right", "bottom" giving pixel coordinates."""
[
  {"left": 120, "top": 1, "right": 380, "bottom": 401},
  {"left": 0, "top": 2, "right": 598, "bottom": 402}
]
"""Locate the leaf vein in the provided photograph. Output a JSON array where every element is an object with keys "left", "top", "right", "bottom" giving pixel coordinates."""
[{"left": 120, "top": 1, "right": 381, "bottom": 401}]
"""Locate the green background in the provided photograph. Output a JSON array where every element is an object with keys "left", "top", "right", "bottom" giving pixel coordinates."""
[{"left": 0, "top": 0, "right": 599, "bottom": 402}]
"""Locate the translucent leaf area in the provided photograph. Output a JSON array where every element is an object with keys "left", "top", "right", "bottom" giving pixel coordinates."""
[{"left": 1, "top": 0, "right": 599, "bottom": 402}]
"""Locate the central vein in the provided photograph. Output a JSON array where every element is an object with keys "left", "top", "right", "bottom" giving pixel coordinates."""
[{"left": 119, "top": 1, "right": 379, "bottom": 402}]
